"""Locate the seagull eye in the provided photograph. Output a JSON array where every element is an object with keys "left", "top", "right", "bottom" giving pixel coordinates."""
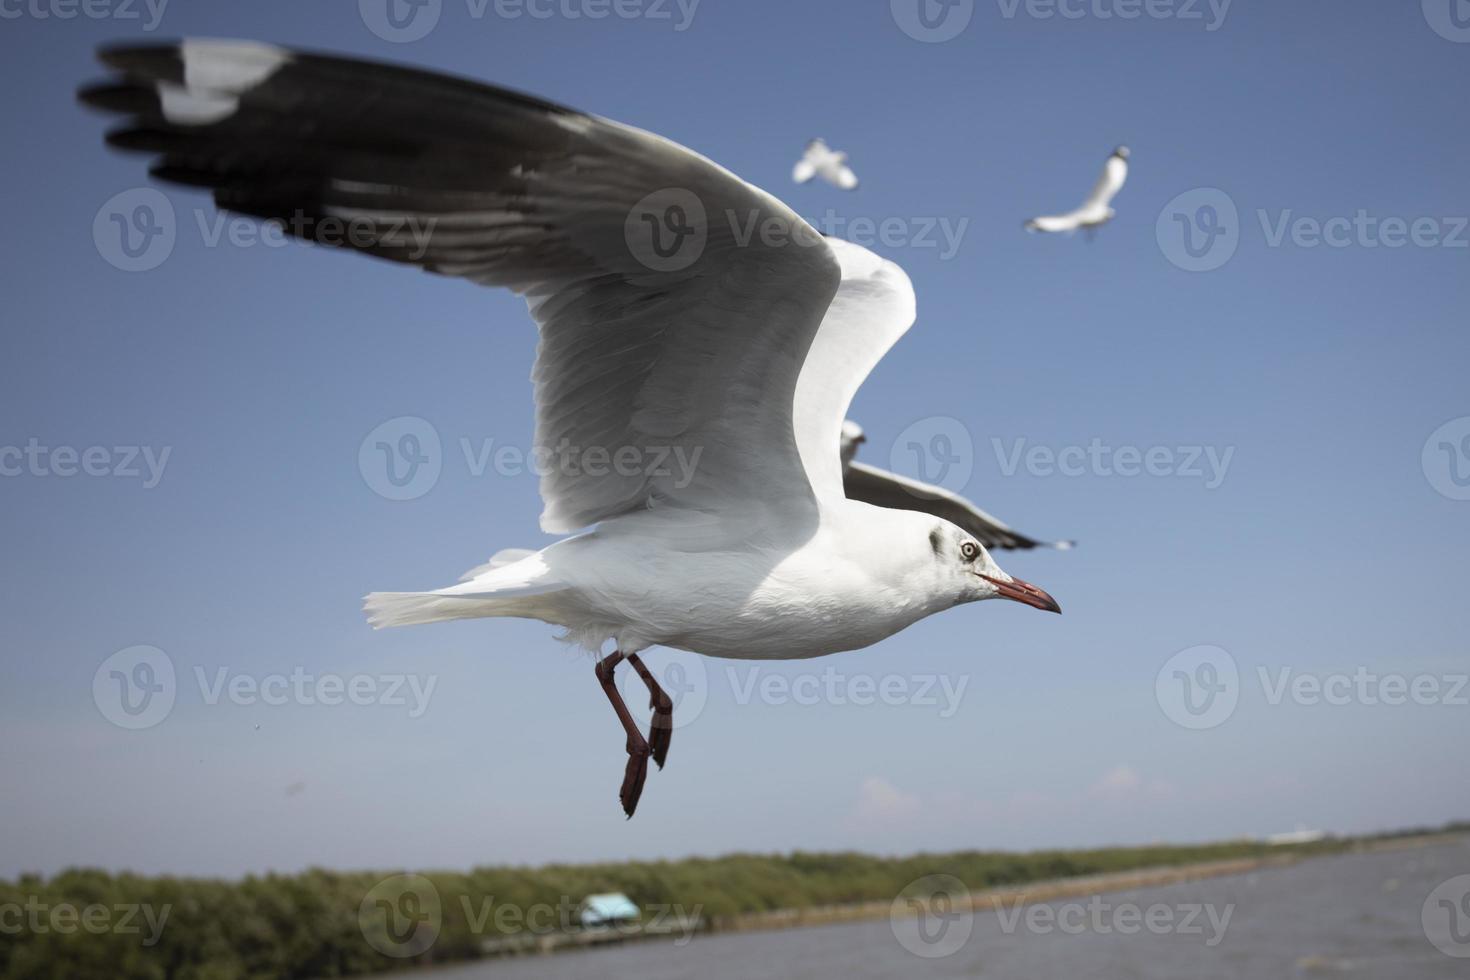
[{"left": 959, "top": 541, "right": 980, "bottom": 562}]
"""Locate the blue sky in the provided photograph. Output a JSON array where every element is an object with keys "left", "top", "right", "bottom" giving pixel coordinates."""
[{"left": 2, "top": 0, "right": 1468, "bottom": 878}]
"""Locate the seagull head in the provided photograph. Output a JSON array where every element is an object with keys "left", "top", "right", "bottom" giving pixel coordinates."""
[
  {"left": 923, "top": 520, "right": 1061, "bottom": 614},
  {"left": 1113, "top": 145, "right": 1131, "bottom": 160}
]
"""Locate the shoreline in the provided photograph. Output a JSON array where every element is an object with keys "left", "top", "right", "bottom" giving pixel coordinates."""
[{"left": 716, "top": 831, "right": 1464, "bottom": 936}]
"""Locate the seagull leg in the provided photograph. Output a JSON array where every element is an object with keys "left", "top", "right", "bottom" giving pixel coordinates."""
[
  {"left": 595, "top": 651, "right": 651, "bottom": 818},
  {"left": 626, "top": 653, "right": 673, "bottom": 770}
]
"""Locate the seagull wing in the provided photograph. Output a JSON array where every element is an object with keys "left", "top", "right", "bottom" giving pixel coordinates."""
[
  {"left": 793, "top": 158, "right": 817, "bottom": 183},
  {"left": 1080, "top": 150, "right": 1129, "bottom": 211},
  {"left": 81, "top": 40, "right": 846, "bottom": 533},
  {"left": 1025, "top": 213, "right": 1083, "bottom": 234},
  {"left": 843, "top": 461, "right": 1072, "bottom": 551},
  {"left": 791, "top": 238, "right": 916, "bottom": 499}
]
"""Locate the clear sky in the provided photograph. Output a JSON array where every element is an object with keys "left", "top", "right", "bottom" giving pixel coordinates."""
[{"left": 2, "top": 0, "right": 1468, "bottom": 878}]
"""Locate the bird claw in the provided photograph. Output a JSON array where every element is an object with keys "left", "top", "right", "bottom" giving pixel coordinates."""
[
  {"left": 648, "top": 693, "right": 673, "bottom": 770},
  {"left": 620, "top": 736, "right": 651, "bottom": 818}
]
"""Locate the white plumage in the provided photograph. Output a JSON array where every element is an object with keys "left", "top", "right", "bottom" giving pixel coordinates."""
[
  {"left": 1025, "top": 145, "right": 1130, "bottom": 236},
  {"left": 792, "top": 137, "right": 860, "bottom": 190},
  {"left": 83, "top": 39, "right": 1060, "bottom": 816}
]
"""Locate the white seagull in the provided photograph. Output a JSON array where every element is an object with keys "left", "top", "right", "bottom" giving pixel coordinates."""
[
  {"left": 792, "top": 137, "right": 860, "bottom": 190},
  {"left": 1025, "top": 145, "right": 1130, "bottom": 238},
  {"left": 839, "top": 421, "right": 1074, "bottom": 552},
  {"left": 82, "top": 40, "right": 1060, "bottom": 818}
]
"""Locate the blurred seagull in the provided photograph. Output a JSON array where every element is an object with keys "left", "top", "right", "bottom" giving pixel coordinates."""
[
  {"left": 840, "top": 422, "right": 1073, "bottom": 552},
  {"left": 1025, "top": 145, "right": 1130, "bottom": 238},
  {"left": 82, "top": 39, "right": 1059, "bottom": 819},
  {"left": 793, "top": 138, "right": 859, "bottom": 190}
]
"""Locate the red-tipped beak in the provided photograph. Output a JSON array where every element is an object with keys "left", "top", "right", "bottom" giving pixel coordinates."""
[{"left": 981, "top": 574, "right": 1062, "bottom": 614}]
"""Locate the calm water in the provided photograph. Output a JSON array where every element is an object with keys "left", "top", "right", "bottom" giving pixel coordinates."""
[{"left": 424, "top": 839, "right": 1470, "bottom": 979}]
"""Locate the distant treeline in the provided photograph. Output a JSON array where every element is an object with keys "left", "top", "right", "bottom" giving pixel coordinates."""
[{"left": 3, "top": 823, "right": 1463, "bottom": 980}]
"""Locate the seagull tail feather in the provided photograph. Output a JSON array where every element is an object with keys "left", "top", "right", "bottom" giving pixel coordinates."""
[{"left": 364, "top": 549, "right": 565, "bottom": 629}]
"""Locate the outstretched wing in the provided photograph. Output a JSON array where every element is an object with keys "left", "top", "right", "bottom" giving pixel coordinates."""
[
  {"left": 81, "top": 39, "right": 844, "bottom": 533},
  {"left": 843, "top": 461, "right": 1072, "bottom": 551},
  {"left": 1025, "top": 213, "right": 1082, "bottom": 234},
  {"left": 792, "top": 238, "right": 917, "bottom": 500},
  {"left": 1081, "top": 149, "right": 1129, "bottom": 211}
]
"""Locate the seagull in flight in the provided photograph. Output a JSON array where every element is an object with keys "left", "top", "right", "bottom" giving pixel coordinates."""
[
  {"left": 82, "top": 40, "right": 1060, "bottom": 818},
  {"left": 840, "top": 422, "right": 1073, "bottom": 552},
  {"left": 1025, "top": 145, "right": 1130, "bottom": 238},
  {"left": 792, "top": 138, "right": 860, "bottom": 190}
]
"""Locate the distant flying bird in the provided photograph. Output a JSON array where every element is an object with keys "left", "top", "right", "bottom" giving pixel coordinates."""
[
  {"left": 82, "top": 40, "right": 1059, "bottom": 819},
  {"left": 1025, "top": 146, "right": 1130, "bottom": 237},
  {"left": 792, "top": 138, "right": 859, "bottom": 190},
  {"left": 840, "top": 422, "right": 1073, "bottom": 552}
]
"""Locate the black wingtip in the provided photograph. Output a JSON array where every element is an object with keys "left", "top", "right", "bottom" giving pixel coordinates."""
[
  {"left": 78, "top": 82, "right": 157, "bottom": 114},
  {"left": 96, "top": 40, "right": 184, "bottom": 76}
]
